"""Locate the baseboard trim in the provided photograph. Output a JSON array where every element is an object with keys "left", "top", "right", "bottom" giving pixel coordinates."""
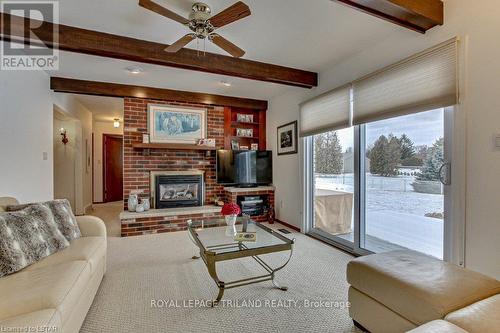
[{"left": 275, "top": 219, "right": 301, "bottom": 232}]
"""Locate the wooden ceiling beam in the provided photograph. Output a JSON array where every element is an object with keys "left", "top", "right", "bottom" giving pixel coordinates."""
[
  {"left": 333, "top": 0, "right": 444, "bottom": 33},
  {"left": 50, "top": 77, "right": 269, "bottom": 110},
  {"left": 1, "top": 13, "right": 317, "bottom": 88}
]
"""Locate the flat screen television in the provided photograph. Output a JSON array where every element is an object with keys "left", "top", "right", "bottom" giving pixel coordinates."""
[{"left": 216, "top": 150, "right": 273, "bottom": 187}]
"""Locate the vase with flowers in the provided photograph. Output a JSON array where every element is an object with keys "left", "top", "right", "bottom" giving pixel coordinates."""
[{"left": 221, "top": 203, "right": 241, "bottom": 226}]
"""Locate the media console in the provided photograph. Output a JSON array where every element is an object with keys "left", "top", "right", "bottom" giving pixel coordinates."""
[{"left": 224, "top": 186, "right": 275, "bottom": 223}]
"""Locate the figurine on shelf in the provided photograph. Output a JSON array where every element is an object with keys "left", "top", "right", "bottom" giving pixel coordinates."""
[
  {"left": 128, "top": 194, "right": 138, "bottom": 212},
  {"left": 197, "top": 138, "right": 216, "bottom": 147},
  {"left": 141, "top": 198, "right": 150, "bottom": 211},
  {"left": 135, "top": 202, "right": 145, "bottom": 213}
]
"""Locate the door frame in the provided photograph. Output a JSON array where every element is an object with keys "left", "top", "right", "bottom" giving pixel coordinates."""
[
  {"left": 443, "top": 105, "right": 466, "bottom": 266},
  {"left": 102, "top": 134, "right": 124, "bottom": 203}
]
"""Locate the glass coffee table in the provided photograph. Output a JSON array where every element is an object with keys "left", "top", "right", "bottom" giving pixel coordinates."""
[{"left": 187, "top": 217, "right": 295, "bottom": 305}]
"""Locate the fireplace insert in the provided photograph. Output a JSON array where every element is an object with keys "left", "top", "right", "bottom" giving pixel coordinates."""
[{"left": 155, "top": 174, "right": 204, "bottom": 209}]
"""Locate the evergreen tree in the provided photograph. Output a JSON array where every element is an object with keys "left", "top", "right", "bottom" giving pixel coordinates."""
[
  {"left": 369, "top": 135, "right": 388, "bottom": 175},
  {"left": 314, "top": 131, "right": 343, "bottom": 174},
  {"left": 417, "top": 137, "right": 444, "bottom": 181},
  {"left": 314, "top": 134, "right": 326, "bottom": 173},
  {"left": 386, "top": 135, "right": 403, "bottom": 176},
  {"left": 369, "top": 134, "right": 401, "bottom": 177},
  {"left": 399, "top": 134, "right": 416, "bottom": 160}
]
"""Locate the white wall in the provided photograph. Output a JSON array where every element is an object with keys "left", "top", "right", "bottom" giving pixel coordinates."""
[
  {"left": 0, "top": 69, "right": 53, "bottom": 203},
  {"left": 53, "top": 113, "right": 78, "bottom": 209},
  {"left": 93, "top": 120, "right": 123, "bottom": 203},
  {"left": 52, "top": 93, "right": 93, "bottom": 214},
  {"left": 267, "top": 93, "right": 305, "bottom": 228},
  {"left": 0, "top": 66, "right": 93, "bottom": 214},
  {"left": 268, "top": 0, "right": 500, "bottom": 279}
]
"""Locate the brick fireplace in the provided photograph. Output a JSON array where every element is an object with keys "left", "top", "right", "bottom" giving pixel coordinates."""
[
  {"left": 120, "top": 96, "right": 272, "bottom": 237},
  {"left": 122, "top": 98, "right": 226, "bottom": 236}
]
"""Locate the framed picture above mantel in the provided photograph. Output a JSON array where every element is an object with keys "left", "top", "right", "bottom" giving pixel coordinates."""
[
  {"left": 148, "top": 104, "right": 207, "bottom": 144},
  {"left": 277, "top": 121, "right": 298, "bottom": 155}
]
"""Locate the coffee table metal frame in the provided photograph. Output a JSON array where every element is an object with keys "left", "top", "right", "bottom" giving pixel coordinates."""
[{"left": 187, "top": 219, "right": 295, "bottom": 305}]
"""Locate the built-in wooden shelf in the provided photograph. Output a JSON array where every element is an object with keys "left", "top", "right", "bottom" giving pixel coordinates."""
[
  {"left": 224, "top": 107, "right": 266, "bottom": 150},
  {"left": 132, "top": 143, "right": 218, "bottom": 151},
  {"left": 231, "top": 121, "right": 261, "bottom": 126},
  {"left": 231, "top": 136, "right": 259, "bottom": 140}
]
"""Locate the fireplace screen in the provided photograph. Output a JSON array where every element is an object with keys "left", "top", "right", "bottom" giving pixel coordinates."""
[
  {"left": 159, "top": 184, "right": 199, "bottom": 202},
  {"left": 154, "top": 174, "right": 204, "bottom": 209}
]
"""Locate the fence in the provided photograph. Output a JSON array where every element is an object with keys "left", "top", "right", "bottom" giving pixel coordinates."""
[{"left": 315, "top": 173, "right": 442, "bottom": 194}]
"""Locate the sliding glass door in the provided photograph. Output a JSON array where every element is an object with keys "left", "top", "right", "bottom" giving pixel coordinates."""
[
  {"left": 310, "top": 127, "right": 355, "bottom": 250},
  {"left": 307, "top": 108, "right": 453, "bottom": 260},
  {"left": 361, "top": 109, "right": 445, "bottom": 258}
]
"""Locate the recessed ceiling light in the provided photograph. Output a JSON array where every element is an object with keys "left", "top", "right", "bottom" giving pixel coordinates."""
[
  {"left": 126, "top": 66, "right": 144, "bottom": 74},
  {"left": 220, "top": 81, "right": 232, "bottom": 87}
]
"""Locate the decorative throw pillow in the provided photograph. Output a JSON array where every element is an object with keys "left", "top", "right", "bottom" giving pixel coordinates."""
[
  {"left": 7, "top": 199, "right": 81, "bottom": 241},
  {"left": 0, "top": 204, "right": 70, "bottom": 277}
]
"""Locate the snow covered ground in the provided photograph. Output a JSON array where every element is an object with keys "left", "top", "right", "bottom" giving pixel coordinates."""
[
  {"left": 365, "top": 211, "right": 443, "bottom": 258},
  {"left": 315, "top": 174, "right": 444, "bottom": 258}
]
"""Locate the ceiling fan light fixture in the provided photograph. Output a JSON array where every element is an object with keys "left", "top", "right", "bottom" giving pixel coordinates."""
[
  {"left": 189, "top": 2, "right": 211, "bottom": 21},
  {"left": 140, "top": 0, "right": 250, "bottom": 58}
]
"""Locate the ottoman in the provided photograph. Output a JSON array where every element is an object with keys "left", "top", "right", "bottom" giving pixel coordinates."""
[
  {"left": 346, "top": 250, "right": 500, "bottom": 333},
  {"left": 407, "top": 320, "right": 468, "bottom": 333}
]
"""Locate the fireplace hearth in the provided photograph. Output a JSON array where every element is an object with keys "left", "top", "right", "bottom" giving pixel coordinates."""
[{"left": 150, "top": 171, "right": 204, "bottom": 209}]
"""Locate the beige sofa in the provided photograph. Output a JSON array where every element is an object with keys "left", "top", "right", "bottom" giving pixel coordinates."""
[
  {"left": 0, "top": 197, "right": 107, "bottom": 333},
  {"left": 347, "top": 250, "right": 500, "bottom": 333}
]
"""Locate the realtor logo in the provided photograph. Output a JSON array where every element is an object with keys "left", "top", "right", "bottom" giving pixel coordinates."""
[{"left": 1, "top": 1, "right": 59, "bottom": 70}]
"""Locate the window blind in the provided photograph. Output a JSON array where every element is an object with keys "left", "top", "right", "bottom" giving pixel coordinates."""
[
  {"left": 352, "top": 38, "right": 458, "bottom": 125},
  {"left": 299, "top": 84, "right": 351, "bottom": 137}
]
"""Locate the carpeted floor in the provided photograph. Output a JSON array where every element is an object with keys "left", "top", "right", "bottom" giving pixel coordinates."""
[
  {"left": 81, "top": 224, "right": 360, "bottom": 333},
  {"left": 87, "top": 202, "right": 122, "bottom": 237}
]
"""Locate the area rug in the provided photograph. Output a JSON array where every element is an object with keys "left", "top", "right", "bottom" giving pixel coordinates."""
[{"left": 81, "top": 225, "right": 359, "bottom": 333}]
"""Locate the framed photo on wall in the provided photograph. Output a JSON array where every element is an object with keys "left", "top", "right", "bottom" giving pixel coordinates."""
[
  {"left": 277, "top": 121, "right": 298, "bottom": 155},
  {"left": 148, "top": 104, "right": 207, "bottom": 144}
]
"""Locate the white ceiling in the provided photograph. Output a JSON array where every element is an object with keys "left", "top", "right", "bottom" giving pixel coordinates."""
[
  {"left": 47, "top": 0, "right": 403, "bottom": 117},
  {"left": 73, "top": 95, "right": 124, "bottom": 122}
]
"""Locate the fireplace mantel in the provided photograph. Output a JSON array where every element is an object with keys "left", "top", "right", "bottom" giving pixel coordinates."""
[{"left": 120, "top": 205, "right": 221, "bottom": 220}]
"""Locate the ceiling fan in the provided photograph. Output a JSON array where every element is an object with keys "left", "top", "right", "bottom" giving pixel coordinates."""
[{"left": 139, "top": 0, "right": 251, "bottom": 58}]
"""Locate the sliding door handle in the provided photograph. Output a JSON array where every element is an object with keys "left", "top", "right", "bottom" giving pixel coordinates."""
[{"left": 439, "top": 162, "right": 451, "bottom": 186}]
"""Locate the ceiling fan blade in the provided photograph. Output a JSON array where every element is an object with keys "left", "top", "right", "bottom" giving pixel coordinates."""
[
  {"left": 209, "top": 1, "right": 251, "bottom": 28},
  {"left": 165, "top": 34, "right": 196, "bottom": 53},
  {"left": 139, "top": 0, "right": 190, "bottom": 25},
  {"left": 210, "top": 34, "right": 245, "bottom": 58}
]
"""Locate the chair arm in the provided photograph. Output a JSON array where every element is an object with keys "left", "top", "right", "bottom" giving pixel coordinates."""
[{"left": 76, "top": 215, "right": 107, "bottom": 238}]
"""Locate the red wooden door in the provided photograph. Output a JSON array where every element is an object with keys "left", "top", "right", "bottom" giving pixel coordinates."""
[{"left": 103, "top": 134, "right": 123, "bottom": 202}]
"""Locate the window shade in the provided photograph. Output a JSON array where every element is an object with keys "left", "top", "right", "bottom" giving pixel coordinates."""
[
  {"left": 299, "top": 84, "right": 351, "bottom": 137},
  {"left": 352, "top": 38, "right": 458, "bottom": 125}
]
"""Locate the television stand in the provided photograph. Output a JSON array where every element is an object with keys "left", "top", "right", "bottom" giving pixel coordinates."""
[
  {"left": 224, "top": 186, "right": 275, "bottom": 224},
  {"left": 236, "top": 184, "right": 258, "bottom": 188}
]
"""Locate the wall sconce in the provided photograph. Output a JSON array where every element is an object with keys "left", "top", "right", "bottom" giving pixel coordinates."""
[
  {"left": 113, "top": 118, "right": 120, "bottom": 128},
  {"left": 60, "top": 128, "right": 69, "bottom": 145}
]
